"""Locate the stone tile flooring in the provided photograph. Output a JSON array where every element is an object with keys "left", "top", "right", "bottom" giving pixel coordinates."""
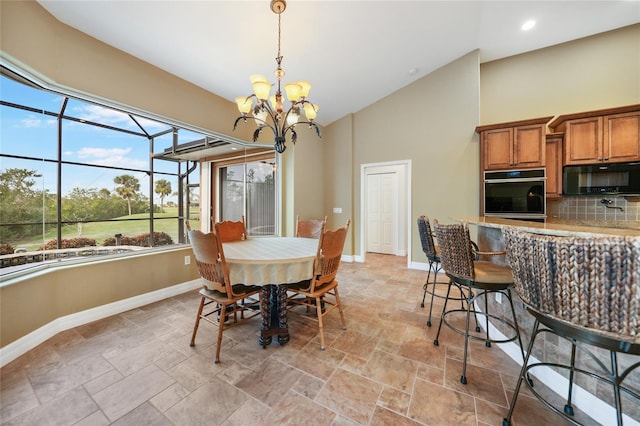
[{"left": 1, "top": 253, "right": 599, "bottom": 425}]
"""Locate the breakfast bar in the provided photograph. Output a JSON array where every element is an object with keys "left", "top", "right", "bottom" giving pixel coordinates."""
[{"left": 452, "top": 216, "right": 640, "bottom": 424}]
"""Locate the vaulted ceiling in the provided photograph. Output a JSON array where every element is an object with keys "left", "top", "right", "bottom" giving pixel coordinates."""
[{"left": 38, "top": 1, "right": 640, "bottom": 127}]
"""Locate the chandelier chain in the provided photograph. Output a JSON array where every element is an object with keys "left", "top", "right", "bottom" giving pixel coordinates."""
[{"left": 277, "top": 12, "right": 281, "bottom": 63}]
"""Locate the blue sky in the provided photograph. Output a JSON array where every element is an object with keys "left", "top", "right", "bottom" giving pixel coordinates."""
[{"left": 1, "top": 75, "right": 202, "bottom": 204}]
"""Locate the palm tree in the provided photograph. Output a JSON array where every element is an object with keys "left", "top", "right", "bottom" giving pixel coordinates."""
[
  {"left": 154, "top": 179, "right": 172, "bottom": 211},
  {"left": 113, "top": 174, "right": 140, "bottom": 216}
]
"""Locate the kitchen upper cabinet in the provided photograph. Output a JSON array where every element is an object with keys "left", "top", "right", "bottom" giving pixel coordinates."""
[
  {"left": 549, "top": 105, "right": 640, "bottom": 165},
  {"left": 605, "top": 111, "right": 640, "bottom": 162},
  {"left": 545, "top": 133, "right": 563, "bottom": 199},
  {"left": 476, "top": 117, "right": 553, "bottom": 171}
]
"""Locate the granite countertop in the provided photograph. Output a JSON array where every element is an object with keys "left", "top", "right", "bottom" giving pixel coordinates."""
[{"left": 455, "top": 216, "right": 640, "bottom": 238}]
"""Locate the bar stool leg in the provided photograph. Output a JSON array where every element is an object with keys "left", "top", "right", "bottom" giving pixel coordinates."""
[
  {"left": 460, "top": 288, "right": 474, "bottom": 385},
  {"left": 503, "top": 319, "right": 541, "bottom": 426},
  {"left": 484, "top": 291, "right": 491, "bottom": 347},
  {"left": 610, "top": 352, "right": 624, "bottom": 426},
  {"left": 426, "top": 262, "right": 441, "bottom": 326},
  {"left": 462, "top": 285, "right": 481, "bottom": 333},
  {"left": 564, "top": 343, "right": 577, "bottom": 417},
  {"left": 433, "top": 281, "right": 453, "bottom": 347},
  {"left": 505, "top": 289, "right": 532, "bottom": 388},
  {"left": 506, "top": 289, "right": 527, "bottom": 363},
  {"left": 420, "top": 260, "right": 433, "bottom": 308}
]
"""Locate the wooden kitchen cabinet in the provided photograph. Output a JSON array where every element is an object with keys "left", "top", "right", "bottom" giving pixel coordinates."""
[
  {"left": 545, "top": 133, "right": 563, "bottom": 198},
  {"left": 476, "top": 117, "right": 553, "bottom": 171},
  {"left": 549, "top": 105, "right": 640, "bottom": 165}
]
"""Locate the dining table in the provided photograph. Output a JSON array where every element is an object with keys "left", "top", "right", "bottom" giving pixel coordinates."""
[{"left": 222, "top": 236, "right": 319, "bottom": 346}]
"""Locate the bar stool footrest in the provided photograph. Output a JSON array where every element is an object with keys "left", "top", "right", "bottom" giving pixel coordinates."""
[{"left": 441, "top": 308, "right": 520, "bottom": 346}]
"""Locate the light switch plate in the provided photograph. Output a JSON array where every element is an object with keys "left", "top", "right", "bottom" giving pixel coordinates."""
[{"left": 333, "top": 207, "right": 342, "bottom": 213}]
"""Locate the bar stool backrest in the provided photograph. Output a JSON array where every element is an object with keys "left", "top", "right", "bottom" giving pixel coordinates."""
[
  {"left": 433, "top": 220, "right": 476, "bottom": 282},
  {"left": 417, "top": 216, "right": 438, "bottom": 261},
  {"left": 503, "top": 228, "right": 640, "bottom": 340}
]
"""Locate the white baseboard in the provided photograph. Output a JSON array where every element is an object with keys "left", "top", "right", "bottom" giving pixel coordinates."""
[
  {"left": 0, "top": 279, "right": 202, "bottom": 368},
  {"left": 409, "top": 260, "right": 428, "bottom": 271}
]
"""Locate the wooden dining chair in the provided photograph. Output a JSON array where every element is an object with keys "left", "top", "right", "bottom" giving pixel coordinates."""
[
  {"left": 295, "top": 215, "right": 327, "bottom": 239},
  {"left": 187, "top": 228, "right": 261, "bottom": 363},
  {"left": 215, "top": 216, "right": 246, "bottom": 242},
  {"left": 287, "top": 220, "right": 350, "bottom": 350}
]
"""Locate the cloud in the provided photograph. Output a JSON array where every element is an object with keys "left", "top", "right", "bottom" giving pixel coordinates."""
[
  {"left": 76, "top": 147, "right": 147, "bottom": 169},
  {"left": 16, "top": 115, "right": 57, "bottom": 128},
  {"left": 72, "top": 105, "right": 166, "bottom": 131},
  {"left": 77, "top": 147, "right": 132, "bottom": 159},
  {"left": 20, "top": 117, "right": 43, "bottom": 128}
]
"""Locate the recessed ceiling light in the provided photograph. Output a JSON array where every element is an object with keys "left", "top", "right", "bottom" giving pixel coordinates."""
[
  {"left": 521, "top": 20, "right": 536, "bottom": 31},
  {"left": 408, "top": 68, "right": 419, "bottom": 77}
]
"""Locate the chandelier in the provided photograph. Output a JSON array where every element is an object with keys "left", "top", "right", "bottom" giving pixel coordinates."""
[{"left": 233, "top": 0, "right": 320, "bottom": 154}]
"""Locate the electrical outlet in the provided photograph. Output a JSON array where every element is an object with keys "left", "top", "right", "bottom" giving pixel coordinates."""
[
  {"left": 495, "top": 292, "right": 502, "bottom": 304},
  {"left": 184, "top": 255, "right": 191, "bottom": 265}
]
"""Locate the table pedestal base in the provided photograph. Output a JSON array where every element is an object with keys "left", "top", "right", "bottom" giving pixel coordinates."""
[{"left": 259, "top": 284, "right": 289, "bottom": 347}]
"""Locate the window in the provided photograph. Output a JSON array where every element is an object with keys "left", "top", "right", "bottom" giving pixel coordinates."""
[{"left": 0, "top": 71, "right": 203, "bottom": 273}]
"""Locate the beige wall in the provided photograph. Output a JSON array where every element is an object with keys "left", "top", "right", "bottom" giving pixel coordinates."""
[
  {"left": 0, "top": 248, "right": 199, "bottom": 347},
  {"left": 480, "top": 24, "right": 640, "bottom": 124},
  {"left": 325, "top": 51, "right": 481, "bottom": 261},
  {"left": 283, "top": 125, "right": 326, "bottom": 237},
  {"left": 322, "top": 115, "right": 354, "bottom": 247}
]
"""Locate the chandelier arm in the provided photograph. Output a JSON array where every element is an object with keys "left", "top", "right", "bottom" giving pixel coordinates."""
[
  {"left": 234, "top": 115, "right": 277, "bottom": 134},
  {"left": 282, "top": 121, "right": 321, "bottom": 138}
]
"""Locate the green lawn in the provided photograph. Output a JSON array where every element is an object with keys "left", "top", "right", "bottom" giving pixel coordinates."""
[{"left": 14, "top": 207, "right": 200, "bottom": 251}]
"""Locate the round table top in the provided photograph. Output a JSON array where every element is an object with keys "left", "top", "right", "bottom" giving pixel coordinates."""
[{"left": 222, "top": 237, "right": 318, "bottom": 263}]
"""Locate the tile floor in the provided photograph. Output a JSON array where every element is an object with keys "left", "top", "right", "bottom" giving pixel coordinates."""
[{"left": 1, "top": 253, "right": 601, "bottom": 425}]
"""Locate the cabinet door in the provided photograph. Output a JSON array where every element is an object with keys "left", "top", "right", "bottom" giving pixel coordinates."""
[
  {"left": 514, "top": 124, "right": 545, "bottom": 168},
  {"left": 603, "top": 112, "right": 640, "bottom": 162},
  {"left": 483, "top": 128, "right": 513, "bottom": 170},
  {"left": 564, "top": 117, "right": 602, "bottom": 164},
  {"left": 545, "top": 135, "right": 563, "bottom": 198}
]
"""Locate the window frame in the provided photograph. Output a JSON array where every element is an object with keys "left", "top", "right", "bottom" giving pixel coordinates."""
[{"left": 0, "top": 70, "right": 207, "bottom": 277}]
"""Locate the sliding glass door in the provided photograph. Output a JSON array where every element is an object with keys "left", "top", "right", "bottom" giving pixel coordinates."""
[{"left": 217, "top": 158, "right": 276, "bottom": 236}]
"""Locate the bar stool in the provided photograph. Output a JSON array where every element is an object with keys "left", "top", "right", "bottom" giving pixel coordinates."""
[
  {"left": 432, "top": 220, "right": 526, "bottom": 385},
  {"left": 503, "top": 228, "right": 640, "bottom": 426},
  {"left": 418, "top": 215, "right": 474, "bottom": 328},
  {"left": 417, "top": 216, "right": 443, "bottom": 324}
]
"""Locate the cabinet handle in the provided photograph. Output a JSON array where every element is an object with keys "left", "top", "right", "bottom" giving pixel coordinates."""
[{"left": 604, "top": 158, "right": 609, "bottom": 161}]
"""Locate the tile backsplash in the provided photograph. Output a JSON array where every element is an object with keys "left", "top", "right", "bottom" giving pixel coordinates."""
[{"left": 547, "top": 196, "right": 640, "bottom": 228}]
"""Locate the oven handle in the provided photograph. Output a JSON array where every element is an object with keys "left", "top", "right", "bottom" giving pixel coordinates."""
[{"left": 484, "top": 177, "right": 547, "bottom": 183}]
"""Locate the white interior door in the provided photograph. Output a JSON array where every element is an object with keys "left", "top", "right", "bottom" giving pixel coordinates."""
[{"left": 366, "top": 172, "right": 397, "bottom": 254}]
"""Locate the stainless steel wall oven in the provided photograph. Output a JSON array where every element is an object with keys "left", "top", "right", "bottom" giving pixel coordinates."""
[{"left": 484, "top": 168, "right": 546, "bottom": 220}]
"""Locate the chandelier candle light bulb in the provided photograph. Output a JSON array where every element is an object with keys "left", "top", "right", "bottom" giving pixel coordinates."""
[{"left": 233, "top": 0, "right": 321, "bottom": 154}]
